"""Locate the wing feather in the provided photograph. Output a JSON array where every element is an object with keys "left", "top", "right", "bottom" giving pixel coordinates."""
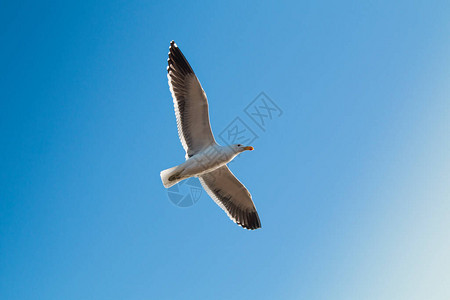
[
  {"left": 167, "top": 41, "right": 216, "bottom": 159},
  {"left": 199, "top": 166, "right": 261, "bottom": 230}
]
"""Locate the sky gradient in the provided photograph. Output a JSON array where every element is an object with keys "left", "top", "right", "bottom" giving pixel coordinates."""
[{"left": 1, "top": 1, "right": 449, "bottom": 299}]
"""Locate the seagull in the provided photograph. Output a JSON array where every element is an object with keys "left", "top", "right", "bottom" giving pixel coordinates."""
[{"left": 160, "top": 41, "right": 261, "bottom": 230}]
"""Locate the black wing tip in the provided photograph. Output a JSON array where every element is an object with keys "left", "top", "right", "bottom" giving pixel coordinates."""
[
  {"left": 236, "top": 211, "right": 262, "bottom": 230},
  {"left": 167, "top": 40, "right": 194, "bottom": 75},
  {"left": 241, "top": 225, "right": 261, "bottom": 230},
  {"left": 239, "top": 224, "right": 261, "bottom": 230}
]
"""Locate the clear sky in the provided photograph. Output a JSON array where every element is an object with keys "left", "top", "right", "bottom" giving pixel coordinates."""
[{"left": 1, "top": 0, "right": 449, "bottom": 299}]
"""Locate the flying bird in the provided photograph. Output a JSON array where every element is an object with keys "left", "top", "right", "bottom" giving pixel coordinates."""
[{"left": 160, "top": 41, "right": 261, "bottom": 230}]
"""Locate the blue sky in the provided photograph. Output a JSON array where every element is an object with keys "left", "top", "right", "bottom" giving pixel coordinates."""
[{"left": 1, "top": 0, "right": 449, "bottom": 299}]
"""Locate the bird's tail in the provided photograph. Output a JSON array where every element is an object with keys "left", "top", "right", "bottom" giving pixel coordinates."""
[{"left": 160, "top": 165, "right": 185, "bottom": 188}]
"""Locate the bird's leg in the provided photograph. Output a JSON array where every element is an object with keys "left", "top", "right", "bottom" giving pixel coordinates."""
[{"left": 168, "top": 167, "right": 186, "bottom": 182}]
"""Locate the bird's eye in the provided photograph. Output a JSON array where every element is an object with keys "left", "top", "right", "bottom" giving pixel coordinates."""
[{"left": 238, "top": 144, "right": 241, "bottom": 147}]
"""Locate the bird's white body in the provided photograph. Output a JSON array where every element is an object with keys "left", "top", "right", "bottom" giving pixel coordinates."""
[{"left": 160, "top": 145, "right": 239, "bottom": 188}]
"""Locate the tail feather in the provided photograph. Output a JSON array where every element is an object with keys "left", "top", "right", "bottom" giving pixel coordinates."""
[{"left": 160, "top": 166, "right": 184, "bottom": 188}]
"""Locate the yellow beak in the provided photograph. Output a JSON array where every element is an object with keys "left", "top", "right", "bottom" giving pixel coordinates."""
[{"left": 244, "top": 146, "right": 254, "bottom": 151}]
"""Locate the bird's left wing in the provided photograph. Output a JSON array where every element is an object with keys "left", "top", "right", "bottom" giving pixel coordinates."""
[
  {"left": 167, "top": 41, "right": 216, "bottom": 159},
  {"left": 199, "top": 166, "right": 261, "bottom": 230}
]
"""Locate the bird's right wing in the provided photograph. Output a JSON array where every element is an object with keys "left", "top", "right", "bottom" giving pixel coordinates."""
[
  {"left": 167, "top": 41, "right": 216, "bottom": 159},
  {"left": 199, "top": 166, "right": 261, "bottom": 230}
]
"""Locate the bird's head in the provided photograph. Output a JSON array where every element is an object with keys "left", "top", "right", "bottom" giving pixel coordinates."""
[{"left": 233, "top": 144, "right": 254, "bottom": 153}]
